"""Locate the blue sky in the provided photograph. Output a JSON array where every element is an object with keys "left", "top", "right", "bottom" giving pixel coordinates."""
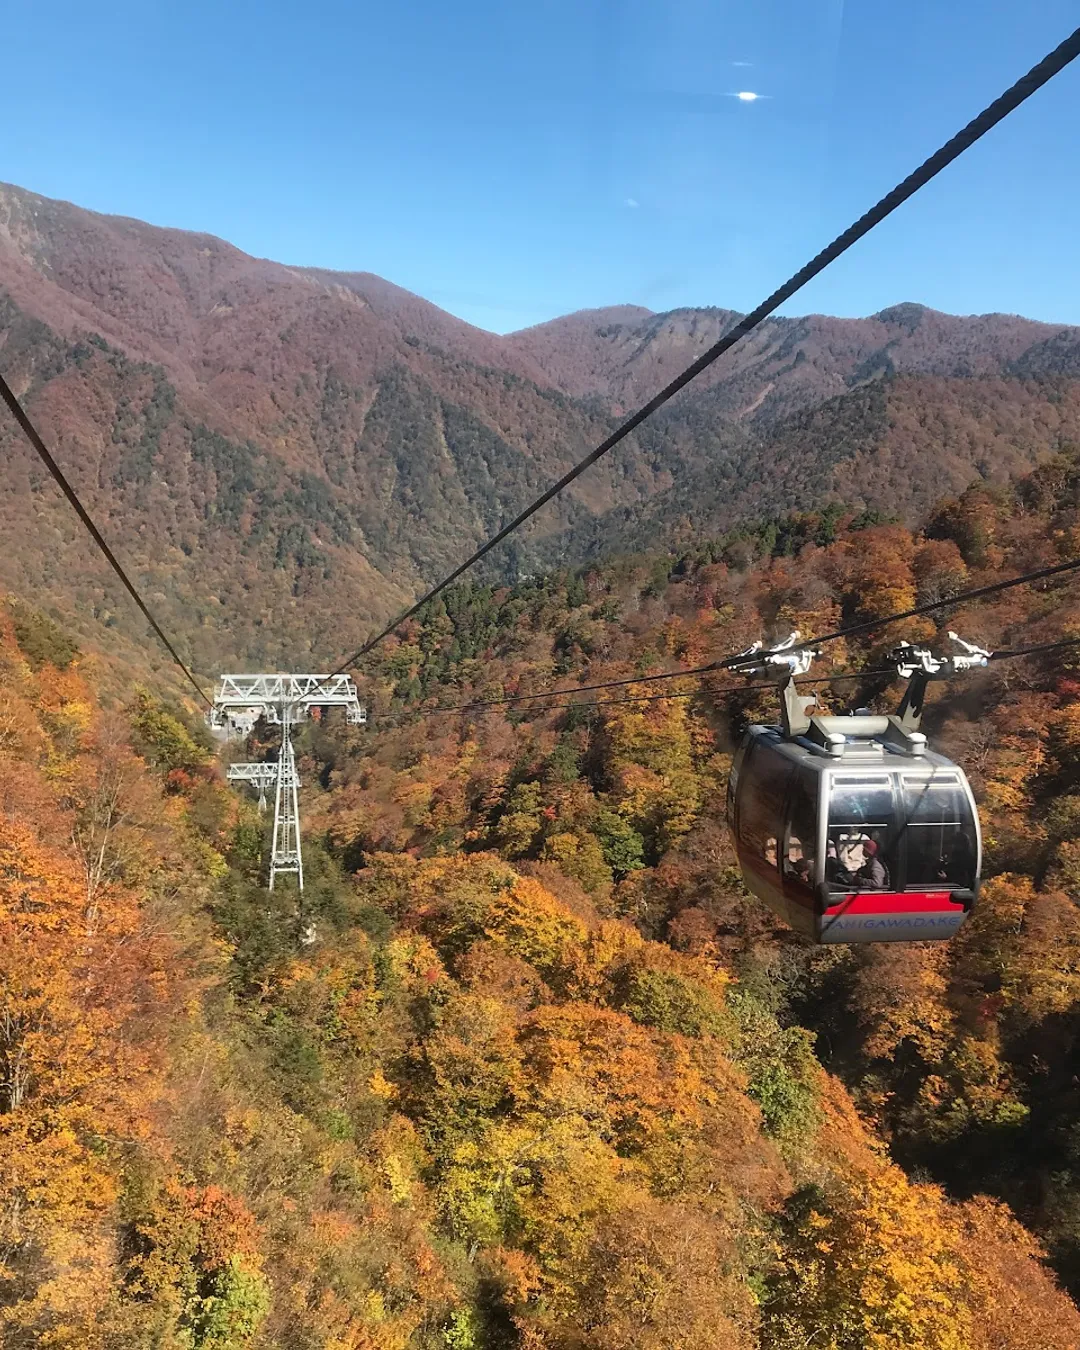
[{"left": 3, "top": 0, "right": 1078, "bottom": 333}]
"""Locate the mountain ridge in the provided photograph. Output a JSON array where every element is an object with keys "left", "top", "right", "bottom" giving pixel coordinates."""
[{"left": 4, "top": 179, "right": 1080, "bottom": 687}]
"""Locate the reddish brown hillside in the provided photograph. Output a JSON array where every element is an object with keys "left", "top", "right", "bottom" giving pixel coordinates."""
[
  {"left": 0, "top": 182, "right": 550, "bottom": 390},
  {"left": 507, "top": 300, "right": 1079, "bottom": 422},
  {"left": 4, "top": 179, "right": 1080, "bottom": 687}
]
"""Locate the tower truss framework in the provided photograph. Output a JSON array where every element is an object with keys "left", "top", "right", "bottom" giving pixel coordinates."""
[{"left": 210, "top": 673, "right": 366, "bottom": 889}]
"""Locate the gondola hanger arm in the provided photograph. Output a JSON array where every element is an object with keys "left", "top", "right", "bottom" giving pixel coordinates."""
[
  {"left": 728, "top": 632, "right": 821, "bottom": 679},
  {"left": 891, "top": 644, "right": 944, "bottom": 680},
  {"left": 945, "top": 632, "right": 993, "bottom": 671}
]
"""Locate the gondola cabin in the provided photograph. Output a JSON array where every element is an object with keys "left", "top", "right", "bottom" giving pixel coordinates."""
[{"left": 727, "top": 711, "right": 980, "bottom": 944}]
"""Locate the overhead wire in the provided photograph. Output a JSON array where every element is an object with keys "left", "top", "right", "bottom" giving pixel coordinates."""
[
  {"left": 0, "top": 370, "right": 213, "bottom": 707},
  {"left": 403, "top": 553, "right": 1080, "bottom": 716},
  {"left": 719, "top": 555, "right": 1080, "bottom": 668},
  {"left": 4, "top": 30, "right": 1078, "bottom": 718},
  {"left": 402, "top": 635, "right": 1080, "bottom": 723},
  {"left": 420, "top": 660, "right": 723, "bottom": 712},
  {"left": 989, "top": 635, "right": 1080, "bottom": 661},
  {"left": 319, "top": 24, "right": 1080, "bottom": 689},
  {"left": 416, "top": 667, "right": 899, "bottom": 719}
]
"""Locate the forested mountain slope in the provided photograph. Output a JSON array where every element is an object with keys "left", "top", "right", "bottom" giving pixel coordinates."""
[
  {"left": 328, "top": 447, "right": 1080, "bottom": 1307},
  {"left": 555, "top": 371, "right": 1080, "bottom": 559},
  {"left": 0, "top": 183, "right": 642, "bottom": 678},
  {"left": 6, "top": 180, "right": 1080, "bottom": 684},
  {"left": 506, "top": 300, "right": 1077, "bottom": 418},
  {"left": 8, "top": 451, "right": 1080, "bottom": 1344}
]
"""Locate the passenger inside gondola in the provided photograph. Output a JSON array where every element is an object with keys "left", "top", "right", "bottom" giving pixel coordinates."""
[
  {"left": 827, "top": 830, "right": 888, "bottom": 889},
  {"left": 784, "top": 836, "right": 813, "bottom": 884},
  {"left": 783, "top": 776, "right": 817, "bottom": 889},
  {"left": 827, "top": 778, "right": 896, "bottom": 890},
  {"left": 859, "top": 839, "right": 889, "bottom": 887}
]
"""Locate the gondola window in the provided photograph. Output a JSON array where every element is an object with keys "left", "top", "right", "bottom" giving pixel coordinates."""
[
  {"left": 827, "top": 777, "right": 895, "bottom": 891},
  {"left": 903, "top": 777, "right": 978, "bottom": 890}
]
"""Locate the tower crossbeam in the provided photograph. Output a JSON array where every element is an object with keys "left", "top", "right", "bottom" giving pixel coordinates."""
[{"left": 226, "top": 762, "right": 281, "bottom": 811}]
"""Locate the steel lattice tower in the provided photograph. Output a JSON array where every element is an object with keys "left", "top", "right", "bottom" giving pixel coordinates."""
[
  {"left": 209, "top": 674, "right": 366, "bottom": 890},
  {"left": 269, "top": 719, "right": 302, "bottom": 889}
]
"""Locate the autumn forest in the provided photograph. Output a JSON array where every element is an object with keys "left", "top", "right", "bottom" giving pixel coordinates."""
[
  {"left": 8, "top": 184, "right": 1080, "bottom": 1347},
  {"left": 6, "top": 447, "right": 1080, "bottom": 1346}
]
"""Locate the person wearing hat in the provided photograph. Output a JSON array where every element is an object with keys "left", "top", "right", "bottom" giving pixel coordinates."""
[{"left": 859, "top": 838, "right": 889, "bottom": 888}]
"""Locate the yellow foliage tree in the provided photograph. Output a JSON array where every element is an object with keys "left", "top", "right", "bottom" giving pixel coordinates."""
[{"left": 763, "top": 1167, "right": 972, "bottom": 1350}]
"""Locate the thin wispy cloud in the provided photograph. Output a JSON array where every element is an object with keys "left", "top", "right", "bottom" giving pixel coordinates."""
[
  {"left": 730, "top": 60, "right": 754, "bottom": 67},
  {"left": 625, "top": 197, "right": 640, "bottom": 208}
]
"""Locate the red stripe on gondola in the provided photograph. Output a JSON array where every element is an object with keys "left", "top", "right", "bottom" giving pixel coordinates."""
[{"left": 823, "top": 891, "right": 965, "bottom": 914}]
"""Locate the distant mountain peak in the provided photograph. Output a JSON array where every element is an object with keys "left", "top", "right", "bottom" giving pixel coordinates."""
[
  {"left": 508, "top": 304, "right": 655, "bottom": 336},
  {"left": 872, "top": 302, "right": 929, "bottom": 328}
]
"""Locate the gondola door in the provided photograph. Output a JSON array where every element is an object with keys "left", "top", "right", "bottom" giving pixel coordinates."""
[
  {"left": 779, "top": 765, "right": 823, "bottom": 938},
  {"left": 818, "top": 771, "right": 972, "bottom": 943},
  {"left": 733, "top": 736, "right": 803, "bottom": 933}
]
